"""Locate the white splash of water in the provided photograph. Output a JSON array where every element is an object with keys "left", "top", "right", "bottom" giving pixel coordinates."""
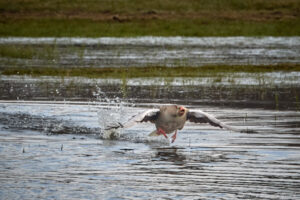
[
  {"left": 93, "top": 86, "right": 126, "bottom": 139},
  {"left": 101, "top": 129, "right": 121, "bottom": 140},
  {"left": 92, "top": 86, "right": 167, "bottom": 143}
]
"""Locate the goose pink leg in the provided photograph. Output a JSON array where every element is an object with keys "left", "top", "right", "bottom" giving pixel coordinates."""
[
  {"left": 171, "top": 130, "right": 177, "bottom": 143},
  {"left": 157, "top": 128, "right": 168, "bottom": 139}
]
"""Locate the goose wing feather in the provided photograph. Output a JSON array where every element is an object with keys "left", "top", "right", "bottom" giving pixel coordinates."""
[
  {"left": 187, "top": 110, "right": 239, "bottom": 132},
  {"left": 105, "top": 109, "right": 160, "bottom": 130}
]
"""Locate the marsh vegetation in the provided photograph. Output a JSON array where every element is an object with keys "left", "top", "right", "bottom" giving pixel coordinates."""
[{"left": 0, "top": 0, "right": 299, "bottom": 36}]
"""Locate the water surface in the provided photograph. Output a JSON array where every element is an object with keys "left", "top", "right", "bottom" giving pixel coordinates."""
[
  {"left": 0, "top": 36, "right": 300, "bottom": 199},
  {"left": 1, "top": 36, "right": 299, "bottom": 67},
  {"left": 0, "top": 101, "right": 300, "bottom": 199}
]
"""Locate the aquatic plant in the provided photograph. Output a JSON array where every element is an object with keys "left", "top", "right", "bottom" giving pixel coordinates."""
[
  {"left": 295, "top": 93, "right": 300, "bottom": 111},
  {"left": 2, "top": 64, "right": 300, "bottom": 78},
  {"left": 0, "top": 44, "right": 58, "bottom": 60},
  {"left": 275, "top": 92, "right": 279, "bottom": 110},
  {"left": 121, "top": 72, "right": 128, "bottom": 98}
]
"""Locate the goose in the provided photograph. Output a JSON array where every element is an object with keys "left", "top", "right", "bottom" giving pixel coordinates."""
[{"left": 106, "top": 105, "right": 242, "bottom": 143}]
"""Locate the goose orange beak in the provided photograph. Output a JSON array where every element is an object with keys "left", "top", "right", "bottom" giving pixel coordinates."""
[{"left": 179, "top": 106, "right": 185, "bottom": 115}]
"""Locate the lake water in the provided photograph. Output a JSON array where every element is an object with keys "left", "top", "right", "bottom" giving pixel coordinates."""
[
  {"left": 0, "top": 37, "right": 300, "bottom": 199},
  {"left": 1, "top": 36, "right": 300, "bottom": 67}
]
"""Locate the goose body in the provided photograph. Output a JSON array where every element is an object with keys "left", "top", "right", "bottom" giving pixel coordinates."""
[{"left": 106, "top": 105, "right": 239, "bottom": 143}]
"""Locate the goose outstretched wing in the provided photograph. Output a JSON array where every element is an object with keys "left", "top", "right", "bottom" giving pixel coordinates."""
[
  {"left": 187, "top": 110, "right": 239, "bottom": 132},
  {"left": 105, "top": 109, "right": 160, "bottom": 130}
]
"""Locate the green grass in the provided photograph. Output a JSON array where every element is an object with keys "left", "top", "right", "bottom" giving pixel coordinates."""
[
  {"left": 1, "top": 0, "right": 299, "bottom": 13},
  {"left": 0, "top": 0, "right": 299, "bottom": 37},
  {"left": 0, "top": 45, "right": 36, "bottom": 59},
  {"left": 1, "top": 64, "right": 300, "bottom": 78},
  {"left": 0, "top": 19, "right": 299, "bottom": 37},
  {"left": 0, "top": 44, "right": 58, "bottom": 59}
]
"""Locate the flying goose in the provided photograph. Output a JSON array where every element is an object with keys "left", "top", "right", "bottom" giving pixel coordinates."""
[{"left": 106, "top": 105, "right": 241, "bottom": 143}]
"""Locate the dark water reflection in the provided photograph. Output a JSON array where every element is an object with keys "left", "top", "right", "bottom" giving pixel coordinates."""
[{"left": 1, "top": 77, "right": 300, "bottom": 110}]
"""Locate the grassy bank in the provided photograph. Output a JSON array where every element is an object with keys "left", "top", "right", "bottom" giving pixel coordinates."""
[
  {"left": 1, "top": 64, "right": 300, "bottom": 78},
  {"left": 1, "top": 19, "right": 299, "bottom": 37},
  {"left": 0, "top": 0, "right": 299, "bottom": 37}
]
